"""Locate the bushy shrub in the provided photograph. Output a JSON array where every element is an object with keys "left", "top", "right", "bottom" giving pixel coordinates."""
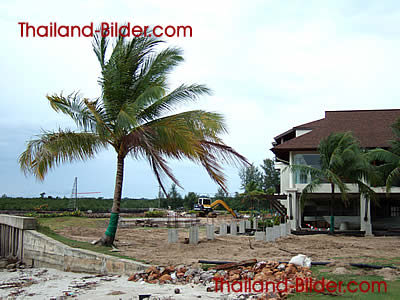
[
  {"left": 24, "top": 210, "right": 82, "bottom": 218},
  {"left": 144, "top": 210, "right": 166, "bottom": 217}
]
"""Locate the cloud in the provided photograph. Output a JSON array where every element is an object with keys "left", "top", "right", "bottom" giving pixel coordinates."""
[{"left": 1, "top": 0, "right": 400, "bottom": 198}]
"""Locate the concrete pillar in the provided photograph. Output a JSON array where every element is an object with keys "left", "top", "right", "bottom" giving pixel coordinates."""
[
  {"left": 230, "top": 222, "right": 237, "bottom": 235},
  {"left": 266, "top": 227, "right": 274, "bottom": 242},
  {"left": 252, "top": 218, "right": 258, "bottom": 230},
  {"left": 273, "top": 225, "right": 280, "bottom": 240},
  {"left": 280, "top": 223, "right": 286, "bottom": 237},
  {"left": 245, "top": 220, "right": 251, "bottom": 229},
  {"left": 255, "top": 231, "right": 265, "bottom": 241},
  {"left": 206, "top": 224, "right": 215, "bottom": 240},
  {"left": 219, "top": 223, "right": 227, "bottom": 236},
  {"left": 168, "top": 228, "right": 179, "bottom": 243},
  {"left": 360, "top": 195, "right": 372, "bottom": 236},
  {"left": 286, "top": 222, "right": 291, "bottom": 235},
  {"left": 287, "top": 190, "right": 298, "bottom": 231},
  {"left": 289, "top": 152, "right": 294, "bottom": 188},
  {"left": 239, "top": 220, "right": 245, "bottom": 234},
  {"left": 189, "top": 226, "right": 199, "bottom": 245}
]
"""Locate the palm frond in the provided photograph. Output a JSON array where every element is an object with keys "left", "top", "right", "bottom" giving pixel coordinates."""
[
  {"left": 19, "top": 130, "right": 107, "bottom": 180},
  {"left": 92, "top": 28, "right": 109, "bottom": 69},
  {"left": 138, "top": 84, "right": 212, "bottom": 122},
  {"left": 46, "top": 92, "right": 96, "bottom": 132}
]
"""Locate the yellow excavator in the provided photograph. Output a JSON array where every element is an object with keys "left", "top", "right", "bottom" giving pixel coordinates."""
[{"left": 193, "top": 197, "right": 239, "bottom": 218}]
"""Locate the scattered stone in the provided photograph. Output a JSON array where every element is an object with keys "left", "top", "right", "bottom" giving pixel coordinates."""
[
  {"left": 6, "top": 263, "right": 16, "bottom": 269},
  {"left": 332, "top": 267, "right": 351, "bottom": 275},
  {"left": 277, "top": 264, "right": 285, "bottom": 270},
  {"left": 159, "top": 274, "right": 172, "bottom": 281},
  {"left": 107, "top": 290, "right": 126, "bottom": 295},
  {"left": 174, "top": 288, "right": 180, "bottom": 294},
  {"left": 375, "top": 268, "right": 400, "bottom": 281},
  {"left": 0, "top": 259, "right": 8, "bottom": 269}
]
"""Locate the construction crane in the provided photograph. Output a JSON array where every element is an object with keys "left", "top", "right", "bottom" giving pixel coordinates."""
[
  {"left": 193, "top": 196, "right": 239, "bottom": 218},
  {"left": 68, "top": 177, "right": 101, "bottom": 210}
]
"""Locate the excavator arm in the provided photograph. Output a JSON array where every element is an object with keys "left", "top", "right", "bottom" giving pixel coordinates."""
[{"left": 210, "top": 199, "right": 238, "bottom": 218}]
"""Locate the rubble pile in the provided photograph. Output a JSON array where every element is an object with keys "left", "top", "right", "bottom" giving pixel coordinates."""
[
  {"left": 128, "top": 259, "right": 313, "bottom": 299},
  {"left": 0, "top": 257, "right": 27, "bottom": 272}
]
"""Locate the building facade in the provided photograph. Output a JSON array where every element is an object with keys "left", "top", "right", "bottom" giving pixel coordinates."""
[{"left": 271, "top": 109, "right": 400, "bottom": 234}]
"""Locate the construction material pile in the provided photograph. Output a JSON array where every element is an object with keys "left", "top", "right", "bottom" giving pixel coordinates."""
[{"left": 128, "top": 259, "right": 313, "bottom": 299}]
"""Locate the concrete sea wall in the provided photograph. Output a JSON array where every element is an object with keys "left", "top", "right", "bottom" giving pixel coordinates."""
[{"left": 23, "top": 230, "right": 149, "bottom": 275}]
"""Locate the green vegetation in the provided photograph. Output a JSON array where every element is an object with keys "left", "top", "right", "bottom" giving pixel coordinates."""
[
  {"left": 36, "top": 222, "right": 148, "bottom": 264},
  {"left": 25, "top": 210, "right": 82, "bottom": 218},
  {"left": 0, "top": 197, "right": 160, "bottom": 212},
  {"left": 144, "top": 210, "right": 166, "bottom": 217},
  {"left": 368, "top": 118, "right": 400, "bottom": 192},
  {"left": 0, "top": 194, "right": 269, "bottom": 213}
]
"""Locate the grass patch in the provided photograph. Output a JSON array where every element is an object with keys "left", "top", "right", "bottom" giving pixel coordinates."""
[
  {"left": 290, "top": 265, "right": 400, "bottom": 299},
  {"left": 36, "top": 222, "right": 149, "bottom": 264}
]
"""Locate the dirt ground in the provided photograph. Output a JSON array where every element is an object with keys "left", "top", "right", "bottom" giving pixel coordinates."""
[{"left": 49, "top": 216, "right": 400, "bottom": 267}]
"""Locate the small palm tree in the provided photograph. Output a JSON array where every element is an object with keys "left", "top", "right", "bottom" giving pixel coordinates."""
[
  {"left": 240, "top": 180, "right": 266, "bottom": 212},
  {"left": 368, "top": 119, "right": 400, "bottom": 193},
  {"left": 19, "top": 31, "right": 248, "bottom": 245},
  {"left": 291, "top": 132, "right": 375, "bottom": 233}
]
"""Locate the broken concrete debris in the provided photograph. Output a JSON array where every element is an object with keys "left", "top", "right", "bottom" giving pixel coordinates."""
[{"left": 128, "top": 259, "right": 313, "bottom": 299}]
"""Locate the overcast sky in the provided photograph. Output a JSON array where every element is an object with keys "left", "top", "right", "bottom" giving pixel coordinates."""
[{"left": 1, "top": 0, "right": 400, "bottom": 199}]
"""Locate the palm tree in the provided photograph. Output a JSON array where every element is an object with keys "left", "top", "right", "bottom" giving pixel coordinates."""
[
  {"left": 368, "top": 119, "right": 400, "bottom": 193},
  {"left": 19, "top": 31, "right": 248, "bottom": 246},
  {"left": 240, "top": 180, "right": 266, "bottom": 212},
  {"left": 290, "top": 132, "right": 375, "bottom": 233}
]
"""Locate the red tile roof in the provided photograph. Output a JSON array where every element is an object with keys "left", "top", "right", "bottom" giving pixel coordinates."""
[{"left": 272, "top": 109, "right": 400, "bottom": 158}]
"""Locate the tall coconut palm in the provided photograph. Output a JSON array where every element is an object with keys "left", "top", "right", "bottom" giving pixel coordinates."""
[
  {"left": 290, "top": 132, "right": 375, "bottom": 233},
  {"left": 19, "top": 31, "right": 248, "bottom": 246},
  {"left": 368, "top": 119, "right": 400, "bottom": 193}
]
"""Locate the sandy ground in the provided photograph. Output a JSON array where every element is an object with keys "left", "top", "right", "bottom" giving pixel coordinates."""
[
  {"left": 0, "top": 268, "right": 222, "bottom": 300},
  {"left": 54, "top": 217, "right": 400, "bottom": 267}
]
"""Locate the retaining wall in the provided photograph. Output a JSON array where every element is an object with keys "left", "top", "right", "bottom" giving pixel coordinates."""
[{"left": 22, "top": 230, "right": 149, "bottom": 275}]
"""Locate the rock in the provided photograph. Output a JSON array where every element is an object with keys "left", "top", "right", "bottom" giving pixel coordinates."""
[
  {"left": 375, "top": 268, "right": 400, "bottom": 281},
  {"left": 277, "top": 263, "right": 286, "bottom": 270},
  {"left": 229, "top": 273, "right": 240, "bottom": 281},
  {"left": 164, "top": 266, "right": 175, "bottom": 274},
  {"left": 0, "top": 259, "right": 8, "bottom": 269},
  {"left": 145, "top": 266, "right": 158, "bottom": 274},
  {"left": 107, "top": 291, "right": 126, "bottom": 295},
  {"left": 174, "top": 288, "right": 180, "bottom": 294},
  {"left": 246, "top": 272, "right": 254, "bottom": 279},
  {"left": 332, "top": 267, "right": 351, "bottom": 275},
  {"left": 184, "top": 268, "right": 198, "bottom": 277},
  {"left": 6, "top": 263, "right": 16, "bottom": 269},
  {"left": 200, "top": 272, "right": 214, "bottom": 282},
  {"left": 170, "top": 272, "right": 177, "bottom": 280},
  {"left": 127, "top": 275, "right": 136, "bottom": 281},
  {"left": 159, "top": 274, "right": 172, "bottom": 281}
]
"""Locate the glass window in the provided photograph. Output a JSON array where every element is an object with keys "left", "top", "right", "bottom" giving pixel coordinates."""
[{"left": 294, "top": 154, "right": 321, "bottom": 184}]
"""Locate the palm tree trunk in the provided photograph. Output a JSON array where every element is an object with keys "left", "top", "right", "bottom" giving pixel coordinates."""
[
  {"left": 97, "top": 155, "right": 125, "bottom": 246},
  {"left": 330, "top": 183, "right": 335, "bottom": 233}
]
